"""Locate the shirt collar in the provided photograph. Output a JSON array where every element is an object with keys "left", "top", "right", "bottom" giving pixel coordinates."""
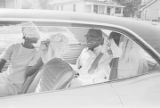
[{"left": 88, "top": 45, "right": 102, "bottom": 55}]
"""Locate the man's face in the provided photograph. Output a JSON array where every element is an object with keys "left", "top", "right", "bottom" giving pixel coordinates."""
[
  {"left": 29, "top": 37, "right": 39, "bottom": 43},
  {"left": 25, "top": 37, "right": 39, "bottom": 43},
  {"left": 86, "top": 33, "right": 103, "bottom": 50}
]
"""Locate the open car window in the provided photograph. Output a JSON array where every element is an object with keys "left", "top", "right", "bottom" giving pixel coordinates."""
[
  {"left": 0, "top": 22, "right": 159, "bottom": 97},
  {"left": 111, "top": 35, "right": 159, "bottom": 80}
]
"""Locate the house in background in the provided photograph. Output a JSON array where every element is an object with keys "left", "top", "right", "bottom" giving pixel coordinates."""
[
  {"left": 0, "top": 0, "right": 124, "bottom": 17},
  {"left": 48, "top": 0, "right": 124, "bottom": 17},
  {"left": 140, "top": 0, "right": 160, "bottom": 21},
  {"left": 0, "top": 0, "right": 21, "bottom": 8}
]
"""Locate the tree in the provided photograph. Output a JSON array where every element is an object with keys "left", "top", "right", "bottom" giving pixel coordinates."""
[{"left": 113, "top": 0, "right": 141, "bottom": 17}]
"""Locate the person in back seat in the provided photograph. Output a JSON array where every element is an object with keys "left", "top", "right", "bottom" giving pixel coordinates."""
[
  {"left": 76, "top": 29, "right": 113, "bottom": 85},
  {"left": 108, "top": 32, "right": 122, "bottom": 80},
  {"left": 0, "top": 22, "right": 40, "bottom": 96},
  {"left": 117, "top": 39, "right": 157, "bottom": 79}
]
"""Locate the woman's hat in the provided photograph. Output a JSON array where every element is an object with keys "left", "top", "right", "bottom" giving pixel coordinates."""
[{"left": 21, "top": 22, "right": 40, "bottom": 40}]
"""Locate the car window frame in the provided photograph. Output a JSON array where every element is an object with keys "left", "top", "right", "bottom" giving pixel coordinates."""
[
  {"left": 0, "top": 19, "right": 160, "bottom": 97},
  {"left": 33, "top": 20, "right": 160, "bottom": 61},
  {"left": 0, "top": 19, "right": 159, "bottom": 62},
  {"left": 33, "top": 20, "right": 160, "bottom": 81}
]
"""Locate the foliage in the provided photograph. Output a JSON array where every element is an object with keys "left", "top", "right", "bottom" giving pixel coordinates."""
[{"left": 113, "top": 0, "right": 142, "bottom": 17}]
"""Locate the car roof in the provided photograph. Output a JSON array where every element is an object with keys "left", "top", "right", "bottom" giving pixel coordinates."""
[{"left": 0, "top": 9, "right": 160, "bottom": 53}]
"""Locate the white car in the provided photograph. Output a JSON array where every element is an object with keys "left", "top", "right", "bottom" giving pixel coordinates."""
[{"left": 0, "top": 9, "right": 160, "bottom": 108}]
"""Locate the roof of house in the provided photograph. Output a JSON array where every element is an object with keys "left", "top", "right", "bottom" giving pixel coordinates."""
[
  {"left": 49, "top": 0, "right": 124, "bottom": 7},
  {"left": 49, "top": 0, "right": 80, "bottom": 5}
]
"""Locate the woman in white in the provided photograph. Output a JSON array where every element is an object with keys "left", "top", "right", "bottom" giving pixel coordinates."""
[
  {"left": 25, "top": 32, "right": 70, "bottom": 74},
  {"left": 40, "top": 33, "right": 70, "bottom": 64},
  {"left": 118, "top": 38, "right": 156, "bottom": 79},
  {"left": 0, "top": 22, "right": 40, "bottom": 96}
]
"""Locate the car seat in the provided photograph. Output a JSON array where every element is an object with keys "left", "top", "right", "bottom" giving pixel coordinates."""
[{"left": 20, "top": 58, "right": 75, "bottom": 94}]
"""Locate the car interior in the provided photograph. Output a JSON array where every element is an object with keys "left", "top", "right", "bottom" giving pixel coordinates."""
[{"left": 0, "top": 22, "right": 159, "bottom": 96}]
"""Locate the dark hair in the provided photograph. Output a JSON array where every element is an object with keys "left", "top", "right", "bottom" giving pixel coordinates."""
[
  {"left": 86, "top": 29, "right": 103, "bottom": 38},
  {"left": 109, "top": 32, "right": 121, "bottom": 46}
]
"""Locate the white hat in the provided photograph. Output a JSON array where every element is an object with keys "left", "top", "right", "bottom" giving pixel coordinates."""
[{"left": 22, "top": 22, "right": 40, "bottom": 39}]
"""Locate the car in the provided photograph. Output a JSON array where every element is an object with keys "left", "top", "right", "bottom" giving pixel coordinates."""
[{"left": 0, "top": 9, "right": 160, "bottom": 108}]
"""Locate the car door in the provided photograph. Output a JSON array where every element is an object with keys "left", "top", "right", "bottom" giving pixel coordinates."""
[
  {"left": 109, "top": 30, "right": 160, "bottom": 108},
  {"left": 0, "top": 83, "right": 123, "bottom": 108},
  {"left": 0, "top": 21, "right": 123, "bottom": 108},
  {"left": 111, "top": 72, "right": 160, "bottom": 108}
]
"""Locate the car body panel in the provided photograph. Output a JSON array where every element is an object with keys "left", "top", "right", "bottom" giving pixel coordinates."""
[
  {"left": 0, "top": 83, "right": 122, "bottom": 108},
  {"left": 112, "top": 71, "right": 160, "bottom": 108}
]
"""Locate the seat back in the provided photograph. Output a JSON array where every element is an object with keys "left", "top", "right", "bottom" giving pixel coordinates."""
[
  {"left": 35, "top": 58, "right": 74, "bottom": 92},
  {"left": 50, "top": 71, "right": 74, "bottom": 90},
  {"left": 19, "top": 70, "right": 40, "bottom": 94},
  {"left": 25, "top": 69, "right": 42, "bottom": 93},
  {"left": 26, "top": 68, "right": 74, "bottom": 93},
  {"left": 20, "top": 58, "right": 75, "bottom": 94}
]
